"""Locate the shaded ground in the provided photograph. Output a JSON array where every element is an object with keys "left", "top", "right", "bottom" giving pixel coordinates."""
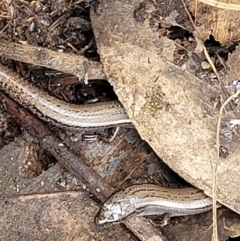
[{"left": 0, "top": 138, "right": 136, "bottom": 241}]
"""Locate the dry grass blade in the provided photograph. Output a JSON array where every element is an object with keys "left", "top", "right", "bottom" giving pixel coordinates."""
[{"left": 198, "top": 0, "right": 240, "bottom": 11}]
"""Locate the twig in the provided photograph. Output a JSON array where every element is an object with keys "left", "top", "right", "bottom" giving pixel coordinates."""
[
  {"left": 0, "top": 40, "right": 106, "bottom": 80},
  {"left": 217, "top": 89, "right": 240, "bottom": 159},
  {"left": 16, "top": 191, "right": 81, "bottom": 200}
]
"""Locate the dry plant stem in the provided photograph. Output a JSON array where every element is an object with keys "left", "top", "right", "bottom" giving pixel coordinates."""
[
  {"left": 216, "top": 88, "right": 240, "bottom": 170},
  {"left": 216, "top": 89, "right": 240, "bottom": 239},
  {"left": 17, "top": 191, "right": 81, "bottom": 200},
  {"left": 0, "top": 93, "right": 166, "bottom": 240},
  {"left": 181, "top": 1, "right": 219, "bottom": 240},
  {"left": 202, "top": 48, "right": 239, "bottom": 118},
  {"left": 198, "top": 0, "right": 240, "bottom": 11},
  {"left": 194, "top": 0, "right": 198, "bottom": 24},
  {"left": 0, "top": 40, "right": 106, "bottom": 80}
]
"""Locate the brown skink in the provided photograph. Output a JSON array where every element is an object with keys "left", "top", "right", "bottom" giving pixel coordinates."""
[
  {"left": 95, "top": 184, "right": 213, "bottom": 225},
  {"left": 0, "top": 64, "right": 131, "bottom": 129}
]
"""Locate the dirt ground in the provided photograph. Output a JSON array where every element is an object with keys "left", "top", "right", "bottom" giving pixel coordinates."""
[{"left": 1, "top": 0, "right": 240, "bottom": 241}]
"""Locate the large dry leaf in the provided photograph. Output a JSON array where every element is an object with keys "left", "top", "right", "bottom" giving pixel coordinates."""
[{"left": 91, "top": 0, "right": 240, "bottom": 214}]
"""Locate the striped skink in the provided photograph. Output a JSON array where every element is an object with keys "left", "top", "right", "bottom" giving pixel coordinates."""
[
  {"left": 0, "top": 65, "right": 214, "bottom": 225},
  {"left": 95, "top": 184, "right": 213, "bottom": 225},
  {"left": 0, "top": 64, "right": 131, "bottom": 129},
  {"left": 0, "top": 64, "right": 214, "bottom": 225}
]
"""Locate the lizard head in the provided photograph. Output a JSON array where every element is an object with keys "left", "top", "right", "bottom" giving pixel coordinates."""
[{"left": 95, "top": 193, "right": 138, "bottom": 225}]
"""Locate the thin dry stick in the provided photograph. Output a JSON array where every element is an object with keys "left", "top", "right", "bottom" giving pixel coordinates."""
[
  {"left": 216, "top": 89, "right": 240, "bottom": 238},
  {"left": 180, "top": 1, "right": 219, "bottom": 240},
  {"left": 217, "top": 89, "right": 240, "bottom": 160},
  {"left": 194, "top": 0, "right": 198, "bottom": 24},
  {"left": 17, "top": 190, "right": 81, "bottom": 200},
  {"left": 201, "top": 46, "right": 239, "bottom": 119}
]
